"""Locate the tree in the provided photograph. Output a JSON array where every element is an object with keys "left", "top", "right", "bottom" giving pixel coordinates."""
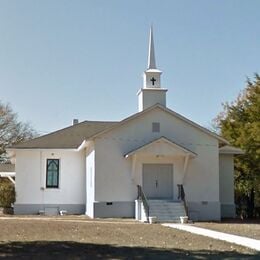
[
  {"left": 0, "top": 178, "right": 15, "bottom": 208},
  {"left": 0, "top": 101, "right": 36, "bottom": 163},
  {"left": 215, "top": 74, "right": 260, "bottom": 218}
]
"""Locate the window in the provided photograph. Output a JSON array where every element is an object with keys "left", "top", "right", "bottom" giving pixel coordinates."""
[
  {"left": 46, "top": 159, "right": 59, "bottom": 188},
  {"left": 152, "top": 122, "right": 160, "bottom": 132}
]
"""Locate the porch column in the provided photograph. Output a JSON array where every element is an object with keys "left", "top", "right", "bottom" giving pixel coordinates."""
[
  {"left": 131, "top": 154, "right": 137, "bottom": 184},
  {"left": 182, "top": 154, "right": 190, "bottom": 184}
]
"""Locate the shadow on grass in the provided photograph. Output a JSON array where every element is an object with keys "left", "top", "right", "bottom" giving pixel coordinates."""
[
  {"left": 221, "top": 218, "right": 260, "bottom": 224},
  {"left": 0, "top": 241, "right": 259, "bottom": 259}
]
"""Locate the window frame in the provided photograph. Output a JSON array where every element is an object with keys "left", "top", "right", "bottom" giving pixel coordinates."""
[{"left": 46, "top": 159, "right": 60, "bottom": 189}]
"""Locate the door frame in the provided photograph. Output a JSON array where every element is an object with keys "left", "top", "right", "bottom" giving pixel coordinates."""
[{"left": 142, "top": 163, "right": 174, "bottom": 199}]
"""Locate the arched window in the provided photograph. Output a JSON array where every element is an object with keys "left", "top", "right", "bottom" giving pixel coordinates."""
[{"left": 46, "top": 159, "right": 59, "bottom": 188}]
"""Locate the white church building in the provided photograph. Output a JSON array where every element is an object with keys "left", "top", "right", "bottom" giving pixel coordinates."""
[{"left": 8, "top": 28, "right": 242, "bottom": 221}]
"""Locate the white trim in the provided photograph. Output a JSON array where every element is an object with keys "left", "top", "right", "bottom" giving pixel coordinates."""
[
  {"left": 219, "top": 145, "right": 244, "bottom": 155},
  {"left": 7, "top": 176, "right": 15, "bottom": 185},
  {"left": 131, "top": 154, "right": 137, "bottom": 183},
  {"left": 0, "top": 172, "right": 15, "bottom": 177},
  {"left": 136, "top": 88, "right": 167, "bottom": 95},
  {"left": 0, "top": 172, "right": 15, "bottom": 185},
  {"left": 89, "top": 104, "right": 229, "bottom": 144},
  {"left": 125, "top": 137, "right": 197, "bottom": 158},
  {"left": 183, "top": 154, "right": 190, "bottom": 174},
  {"left": 7, "top": 148, "right": 76, "bottom": 152},
  {"left": 76, "top": 140, "right": 93, "bottom": 152},
  {"left": 183, "top": 154, "right": 190, "bottom": 184}
]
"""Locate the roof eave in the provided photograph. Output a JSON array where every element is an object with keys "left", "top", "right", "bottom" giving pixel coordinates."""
[
  {"left": 89, "top": 104, "right": 229, "bottom": 144},
  {"left": 7, "top": 147, "right": 78, "bottom": 151},
  {"left": 124, "top": 136, "right": 197, "bottom": 158}
]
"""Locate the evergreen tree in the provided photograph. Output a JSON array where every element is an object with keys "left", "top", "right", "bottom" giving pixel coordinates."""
[{"left": 216, "top": 74, "right": 260, "bottom": 218}]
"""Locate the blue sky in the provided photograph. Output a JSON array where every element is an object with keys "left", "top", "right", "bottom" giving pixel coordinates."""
[{"left": 0, "top": 0, "right": 259, "bottom": 134}]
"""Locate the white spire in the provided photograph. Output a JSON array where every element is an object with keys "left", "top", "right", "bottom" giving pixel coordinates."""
[
  {"left": 138, "top": 26, "right": 167, "bottom": 111},
  {"left": 147, "top": 26, "right": 157, "bottom": 69}
]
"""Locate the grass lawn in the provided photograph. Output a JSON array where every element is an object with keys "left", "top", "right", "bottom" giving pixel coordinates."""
[
  {"left": 0, "top": 216, "right": 259, "bottom": 259},
  {"left": 194, "top": 219, "right": 260, "bottom": 240}
]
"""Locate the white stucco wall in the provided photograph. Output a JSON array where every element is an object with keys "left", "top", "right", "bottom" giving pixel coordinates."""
[
  {"left": 138, "top": 89, "right": 167, "bottom": 111},
  {"left": 219, "top": 154, "right": 234, "bottom": 204},
  {"left": 15, "top": 149, "right": 86, "bottom": 206},
  {"left": 95, "top": 138, "right": 135, "bottom": 201},
  {"left": 94, "top": 107, "right": 220, "bottom": 210},
  {"left": 86, "top": 144, "right": 95, "bottom": 217}
]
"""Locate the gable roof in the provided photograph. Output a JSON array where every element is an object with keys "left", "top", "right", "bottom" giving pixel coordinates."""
[
  {"left": 10, "top": 121, "right": 118, "bottom": 149},
  {"left": 124, "top": 136, "right": 197, "bottom": 158},
  {"left": 9, "top": 104, "right": 229, "bottom": 150},
  {"left": 89, "top": 104, "right": 229, "bottom": 145}
]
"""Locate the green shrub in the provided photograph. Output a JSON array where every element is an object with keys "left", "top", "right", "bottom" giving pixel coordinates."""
[{"left": 0, "top": 179, "right": 16, "bottom": 208}]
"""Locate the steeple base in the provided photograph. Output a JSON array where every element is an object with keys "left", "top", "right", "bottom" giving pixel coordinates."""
[{"left": 137, "top": 88, "right": 168, "bottom": 112}]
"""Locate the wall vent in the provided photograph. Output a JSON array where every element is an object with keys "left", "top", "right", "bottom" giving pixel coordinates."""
[{"left": 152, "top": 122, "right": 160, "bottom": 132}]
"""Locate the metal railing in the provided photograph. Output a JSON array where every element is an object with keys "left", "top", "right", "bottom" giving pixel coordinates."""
[
  {"left": 137, "top": 185, "right": 149, "bottom": 218},
  {"left": 177, "top": 184, "right": 188, "bottom": 217}
]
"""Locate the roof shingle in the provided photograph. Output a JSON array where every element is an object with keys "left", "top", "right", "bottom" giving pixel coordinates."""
[{"left": 10, "top": 121, "right": 118, "bottom": 149}]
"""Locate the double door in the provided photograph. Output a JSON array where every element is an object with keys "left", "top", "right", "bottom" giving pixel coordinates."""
[{"left": 142, "top": 164, "right": 173, "bottom": 199}]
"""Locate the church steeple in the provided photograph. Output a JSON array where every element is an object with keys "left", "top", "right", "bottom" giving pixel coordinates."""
[
  {"left": 143, "top": 26, "right": 162, "bottom": 89},
  {"left": 137, "top": 27, "right": 168, "bottom": 112},
  {"left": 147, "top": 26, "right": 156, "bottom": 69}
]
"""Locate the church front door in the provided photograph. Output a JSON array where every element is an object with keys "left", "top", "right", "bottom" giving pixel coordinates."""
[{"left": 142, "top": 164, "right": 173, "bottom": 199}]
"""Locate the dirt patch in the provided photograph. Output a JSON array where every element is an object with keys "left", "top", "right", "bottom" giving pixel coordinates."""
[
  {"left": 195, "top": 221, "right": 260, "bottom": 240},
  {"left": 0, "top": 217, "right": 259, "bottom": 259}
]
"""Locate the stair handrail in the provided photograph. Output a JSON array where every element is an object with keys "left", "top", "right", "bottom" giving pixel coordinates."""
[
  {"left": 137, "top": 185, "right": 149, "bottom": 218},
  {"left": 177, "top": 184, "right": 188, "bottom": 217}
]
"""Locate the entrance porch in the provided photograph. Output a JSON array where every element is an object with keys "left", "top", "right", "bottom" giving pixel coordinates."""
[{"left": 124, "top": 136, "right": 197, "bottom": 222}]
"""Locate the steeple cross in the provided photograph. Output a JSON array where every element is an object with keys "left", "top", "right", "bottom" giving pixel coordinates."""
[{"left": 150, "top": 77, "right": 156, "bottom": 86}]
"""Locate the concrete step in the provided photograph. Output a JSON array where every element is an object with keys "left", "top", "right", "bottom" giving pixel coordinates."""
[
  {"left": 150, "top": 210, "right": 184, "bottom": 213},
  {"left": 148, "top": 199, "right": 187, "bottom": 223},
  {"left": 150, "top": 210, "right": 186, "bottom": 214},
  {"left": 149, "top": 205, "right": 184, "bottom": 208},
  {"left": 148, "top": 200, "right": 184, "bottom": 205},
  {"left": 150, "top": 213, "right": 185, "bottom": 217},
  {"left": 156, "top": 217, "right": 181, "bottom": 222},
  {"left": 150, "top": 207, "right": 185, "bottom": 211}
]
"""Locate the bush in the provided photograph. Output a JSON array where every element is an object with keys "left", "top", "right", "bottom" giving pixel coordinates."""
[{"left": 0, "top": 178, "right": 16, "bottom": 208}]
